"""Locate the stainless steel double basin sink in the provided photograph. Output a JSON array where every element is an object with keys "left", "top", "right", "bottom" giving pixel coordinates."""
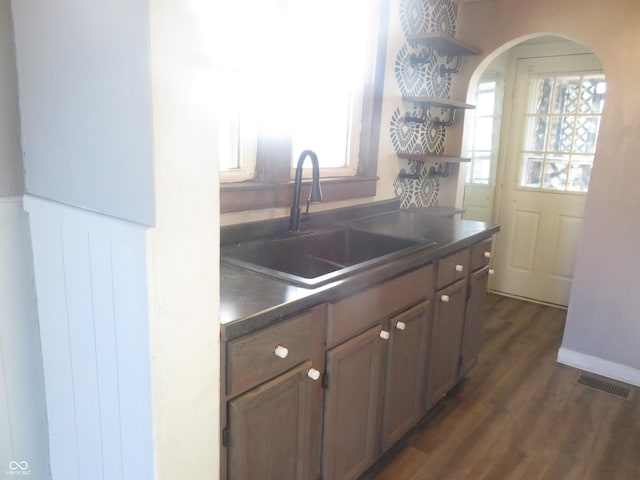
[{"left": 221, "top": 227, "right": 436, "bottom": 288}]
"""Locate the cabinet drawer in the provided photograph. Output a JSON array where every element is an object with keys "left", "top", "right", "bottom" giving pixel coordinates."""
[
  {"left": 436, "top": 248, "right": 470, "bottom": 289},
  {"left": 470, "top": 238, "right": 492, "bottom": 271},
  {"left": 327, "top": 264, "right": 433, "bottom": 348},
  {"left": 226, "top": 311, "right": 314, "bottom": 396}
]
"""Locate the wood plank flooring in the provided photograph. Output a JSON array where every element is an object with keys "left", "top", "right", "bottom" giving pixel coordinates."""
[{"left": 363, "top": 294, "right": 640, "bottom": 480}]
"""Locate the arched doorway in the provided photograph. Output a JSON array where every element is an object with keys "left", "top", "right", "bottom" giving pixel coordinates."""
[{"left": 462, "top": 35, "right": 606, "bottom": 307}]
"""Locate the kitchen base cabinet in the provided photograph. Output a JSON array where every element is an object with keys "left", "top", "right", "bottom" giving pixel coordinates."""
[
  {"left": 322, "top": 326, "right": 385, "bottom": 480},
  {"left": 427, "top": 278, "right": 467, "bottom": 408},
  {"left": 222, "top": 305, "right": 325, "bottom": 480},
  {"left": 227, "top": 360, "right": 321, "bottom": 479},
  {"left": 221, "top": 233, "right": 499, "bottom": 480},
  {"left": 322, "top": 265, "right": 434, "bottom": 480},
  {"left": 381, "top": 300, "right": 431, "bottom": 451},
  {"left": 461, "top": 265, "right": 490, "bottom": 376}
]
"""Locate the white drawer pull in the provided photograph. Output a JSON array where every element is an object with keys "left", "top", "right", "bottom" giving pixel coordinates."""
[
  {"left": 484, "top": 251, "right": 491, "bottom": 259},
  {"left": 307, "top": 368, "right": 321, "bottom": 381},
  {"left": 455, "top": 264, "right": 464, "bottom": 272},
  {"left": 396, "top": 321, "right": 406, "bottom": 331},
  {"left": 489, "top": 268, "right": 495, "bottom": 275},
  {"left": 274, "top": 345, "right": 289, "bottom": 359},
  {"left": 441, "top": 294, "right": 450, "bottom": 303},
  {"left": 379, "top": 330, "right": 390, "bottom": 340}
]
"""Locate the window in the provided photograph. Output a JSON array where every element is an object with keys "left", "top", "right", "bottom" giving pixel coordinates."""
[
  {"left": 467, "top": 79, "right": 502, "bottom": 185},
  {"left": 519, "top": 73, "right": 605, "bottom": 192},
  {"left": 219, "top": 0, "right": 387, "bottom": 212},
  {"left": 288, "top": 0, "right": 374, "bottom": 177},
  {"left": 218, "top": 70, "right": 257, "bottom": 182}
]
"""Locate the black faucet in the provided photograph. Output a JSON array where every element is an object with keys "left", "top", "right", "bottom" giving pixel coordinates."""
[{"left": 289, "top": 150, "right": 322, "bottom": 233}]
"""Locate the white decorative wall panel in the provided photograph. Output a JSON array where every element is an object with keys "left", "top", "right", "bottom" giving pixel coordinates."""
[{"left": 24, "top": 195, "right": 153, "bottom": 480}]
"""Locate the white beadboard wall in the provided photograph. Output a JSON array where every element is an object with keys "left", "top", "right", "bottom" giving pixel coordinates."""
[
  {"left": 24, "top": 195, "right": 154, "bottom": 480},
  {"left": 0, "top": 196, "right": 49, "bottom": 478}
]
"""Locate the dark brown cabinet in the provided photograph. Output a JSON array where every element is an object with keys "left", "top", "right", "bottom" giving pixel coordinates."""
[
  {"left": 381, "top": 300, "right": 432, "bottom": 451},
  {"left": 323, "top": 265, "right": 433, "bottom": 480},
  {"left": 427, "top": 277, "right": 468, "bottom": 407},
  {"left": 322, "top": 326, "right": 385, "bottom": 480},
  {"left": 222, "top": 306, "right": 325, "bottom": 480},
  {"left": 427, "top": 238, "right": 494, "bottom": 408},
  {"left": 461, "top": 265, "right": 490, "bottom": 375},
  {"left": 460, "top": 238, "right": 493, "bottom": 376},
  {"left": 228, "top": 360, "right": 321, "bottom": 479},
  {"left": 323, "top": 300, "right": 434, "bottom": 480}
]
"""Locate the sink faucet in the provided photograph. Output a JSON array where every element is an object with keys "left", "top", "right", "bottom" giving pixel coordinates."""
[{"left": 289, "top": 150, "right": 322, "bottom": 233}]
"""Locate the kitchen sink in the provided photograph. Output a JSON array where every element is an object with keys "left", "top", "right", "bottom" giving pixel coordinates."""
[{"left": 221, "top": 227, "right": 436, "bottom": 287}]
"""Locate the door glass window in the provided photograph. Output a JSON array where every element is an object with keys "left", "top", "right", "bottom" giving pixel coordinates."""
[{"left": 520, "top": 73, "right": 605, "bottom": 192}]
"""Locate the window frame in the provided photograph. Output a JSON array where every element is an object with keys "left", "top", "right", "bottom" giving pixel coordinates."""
[{"left": 220, "top": 0, "right": 389, "bottom": 214}]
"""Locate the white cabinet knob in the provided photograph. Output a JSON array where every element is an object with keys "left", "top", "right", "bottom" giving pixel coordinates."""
[
  {"left": 455, "top": 264, "right": 464, "bottom": 272},
  {"left": 489, "top": 268, "right": 495, "bottom": 275},
  {"left": 273, "top": 345, "right": 289, "bottom": 359},
  {"left": 441, "top": 294, "right": 450, "bottom": 303},
  {"left": 379, "top": 330, "right": 390, "bottom": 340},
  {"left": 396, "top": 321, "right": 406, "bottom": 331},
  {"left": 484, "top": 251, "right": 491, "bottom": 259},
  {"left": 307, "top": 368, "right": 321, "bottom": 381}
]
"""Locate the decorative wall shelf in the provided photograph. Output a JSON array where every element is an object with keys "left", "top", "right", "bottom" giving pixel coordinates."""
[
  {"left": 406, "top": 33, "right": 480, "bottom": 56},
  {"left": 407, "top": 33, "right": 480, "bottom": 74},
  {"left": 396, "top": 154, "right": 470, "bottom": 164},
  {"left": 403, "top": 97, "right": 475, "bottom": 109},
  {"left": 397, "top": 154, "right": 469, "bottom": 180},
  {"left": 394, "top": 28, "right": 480, "bottom": 182},
  {"left": 403, "top": 97, "right": 475, "bottom": 126}
]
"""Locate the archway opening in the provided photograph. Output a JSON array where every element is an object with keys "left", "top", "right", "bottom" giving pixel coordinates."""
[{"left": 462, "top": 35, "right": 606, "bottom": 307}]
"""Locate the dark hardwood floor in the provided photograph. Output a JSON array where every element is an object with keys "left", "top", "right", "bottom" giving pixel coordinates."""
[{"left": 364, "top": 294, "right": 640, "bottom": 480}]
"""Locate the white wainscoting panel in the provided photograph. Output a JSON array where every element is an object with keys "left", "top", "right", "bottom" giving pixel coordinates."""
[
  {"left": 24, "top": 195, "right": 154, "bottom": 480},
  {"left": 0, "top": 196, "right": 49, "bottom": 479}
]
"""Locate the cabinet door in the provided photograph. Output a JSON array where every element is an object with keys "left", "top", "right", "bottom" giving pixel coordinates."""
[
  {"left": 461, "top": 265, "right": 490, "bottom": 375},
  {"left": 227, "top": 360, "right": 322, "bottom": 480},
  {"left": 427, "top": 278, "right": 467, "bottom": 408},
  {"left": 323, "top": 326, "right": 385, "bottom": 480},
  {"left": 381, "top": 301, "right": 431, "bottom": 451}
]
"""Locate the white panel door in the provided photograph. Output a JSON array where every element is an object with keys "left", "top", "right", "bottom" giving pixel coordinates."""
[{"left": 492, "top": 54, "right": 604, "bottom": 306}]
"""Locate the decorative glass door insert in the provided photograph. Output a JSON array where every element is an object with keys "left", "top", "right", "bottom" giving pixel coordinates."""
[{"left": 520, "top": 73, "right": 605, "bottom": 192}]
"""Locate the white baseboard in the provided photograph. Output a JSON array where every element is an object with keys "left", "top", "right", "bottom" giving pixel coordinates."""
[{"left": 557, "top": 348, "right": 640, "bottom": 387}]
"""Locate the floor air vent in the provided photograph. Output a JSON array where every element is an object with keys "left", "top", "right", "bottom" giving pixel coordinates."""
[{"left": 574, "top": 373, "right": 633, "bottom": 400}]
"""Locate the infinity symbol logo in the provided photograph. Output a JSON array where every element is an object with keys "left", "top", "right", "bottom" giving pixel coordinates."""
[{"left": 8, "top": 461, "right": 29, "bottom": 471}]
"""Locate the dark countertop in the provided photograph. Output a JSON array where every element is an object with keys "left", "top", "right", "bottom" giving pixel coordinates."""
[{"left": 220, "top": 209, "right": 499, "bottom": 340}]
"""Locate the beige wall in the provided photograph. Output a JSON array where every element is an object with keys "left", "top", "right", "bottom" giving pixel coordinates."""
[
  {"left": 455, "top": 0, "right": 640, "bottom": 379},
  {"left": 147, "top": 0, "right": 220, "bottom": 478}
]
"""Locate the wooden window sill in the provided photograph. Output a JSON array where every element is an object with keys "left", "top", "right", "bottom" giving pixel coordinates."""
[{"left": 220, "top": 176, "right": 378, "bottom": 214}]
